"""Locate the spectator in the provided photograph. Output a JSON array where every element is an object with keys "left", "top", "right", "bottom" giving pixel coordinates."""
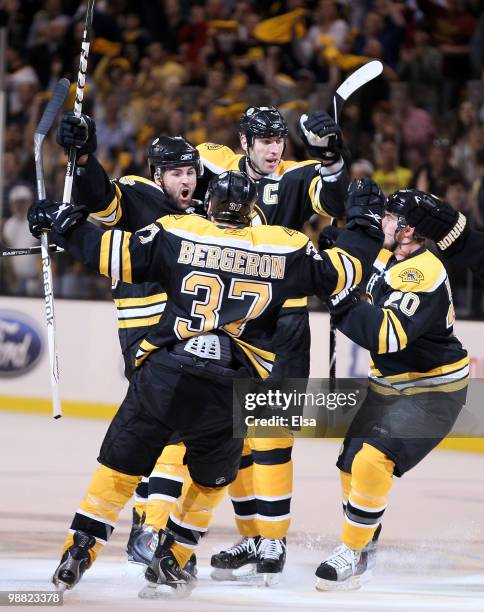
[
  {"left": 471, "top": 149, "right": 484, "bottom": 230},
  {"left": 373, "top": 137, "right": 412, "bottom": 195},
  {"left": 299, "top": 0, "right": 350, "bottom": 64},
  {"left": 2, "top": 185, "right": 40, "bottom": 296},
  {"left": 350, "top": 159, "right": 375, "bottom": 180},
  {"left": 412, "top": 139, "right": 461, "bottom": 197},
  {"left": 398, "top": 24, "right": 443, "bottom": 113}
]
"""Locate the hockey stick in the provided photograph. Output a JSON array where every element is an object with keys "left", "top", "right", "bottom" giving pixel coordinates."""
[
  {"left": 328, "top": 60, "right": 384, "bottom": 388},
  {"left": 0, "top": 243, "right": 63, "bottom": 257},
  {"left": 62, "top": 0, "right": 95, "bottom": 205},
  {"left": 34, "top": 77, "right": 70, "bottom": 419}
]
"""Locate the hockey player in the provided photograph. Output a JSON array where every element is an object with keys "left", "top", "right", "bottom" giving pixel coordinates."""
[
  {"left": 28, "top": 174, "right": 385, "bottom": 596},
  {"left": 402, "top": 190, "right": 484, "bottom": 278},
  {"left": 56, "top": 115, "right": 208, "bottom": 571},
  {"left": 198, "top": 106, "right": 350, "bottom": 582},
  {"left": 315, "top": 189, "right": 469, "bottom": 591}
]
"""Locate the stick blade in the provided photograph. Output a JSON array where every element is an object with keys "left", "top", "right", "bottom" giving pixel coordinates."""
[
  {"left": 335, "top": 60, "right": 383, "bottom": 103},
  {"left": 35, "top": 78, "right": 71, "bottom": 137}
]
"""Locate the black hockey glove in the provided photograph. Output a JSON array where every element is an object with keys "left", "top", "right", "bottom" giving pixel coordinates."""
[
  {"left": 299, "top": 111, "right": 343, "bottom": 163},
  {"left": 328, "top": 286, "right": 361, "bottom": 322},
  {"left": 28, "top": 199, "right": 89, "bottom": 239},
  {"left": 318, "top": 224, "right": 342, "bottom": 251},
  {"left": 403, "top": 191, "right": 469, "bottom": 253},
  {"left": 56, "top": 112, "right": 97, "bottom": 157},
  {"left": 345, "top": 178, "right": 384, "bottom": 239}
]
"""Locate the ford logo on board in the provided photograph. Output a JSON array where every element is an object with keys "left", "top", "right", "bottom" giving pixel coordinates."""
[{"left": 0, "top": 310, "right": 43, "bottom": 377}]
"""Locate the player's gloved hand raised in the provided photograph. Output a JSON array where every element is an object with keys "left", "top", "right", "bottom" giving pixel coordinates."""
[
  {"left": 401, "top": 190, "right": 469, "bottom": 253},
  {"left": 56, "top": 112, "right": 97, "bottom": 157},
  {"left": 28, "top": 199, "right": 89, "bottom": 239},
  {"left": 327, "top": 286, "right": 361, "bottom": 322},
  {"left": 345, "top": 178, "right": 384, "bottom": 239},
  {"left": 299, "top": 112, "right": 343, "bottom": 163}
]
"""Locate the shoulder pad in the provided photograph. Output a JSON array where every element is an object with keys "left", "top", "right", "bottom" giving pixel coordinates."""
[
  {"left": 386, "top": 250, "right": 447, "bottom": 293},
  {"left": 117, "top": 175, "right": 159, "bottom": 189},
  {"left": 251, "top": 225, "right": 308, "bottom": 251},
  {"left": 197, "top": 142, "right": 241, "bottom": 172},
  {"left": 277, "top": 159, "right": 319, "bottom": 176}
]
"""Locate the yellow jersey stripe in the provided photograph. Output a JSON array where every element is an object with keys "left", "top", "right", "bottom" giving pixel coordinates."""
[
  {"left": 113, "top": 293, "right": 168, "bottom": 308},
  {"left": 100, "top": 231, "right": 112, "bottom": 277},
  {"left": 371, "top": 356, "right": 470, "bottom": 383},
  {"left": 237, "top": 344, "right": 271, "bottom": 379},
  {"left": 91, "top": 184, "right": 123, "bottom": 225},
  {"left": 121, "top": 231, "right": 132, "bottom": 283},
  {"left": 282, "top": 297, "right": 308, "bottom": 308},
  {"left": 139, "top": 339, "right": 159, "bottom": 352},
  {"left": 232, "top": 337, "right": 275, "bottom": 362},
  {"left": 370, "top": 376, "right": 469, "bottom": 396},
  {"left": 386, "top": 308, "right": 408, "bottom": 351},
  {"left": 118, "top": 315, "right": 162, "bottom": 329},
  {"left": 378, "top": 310, "right": 388, "bottom": 354}
]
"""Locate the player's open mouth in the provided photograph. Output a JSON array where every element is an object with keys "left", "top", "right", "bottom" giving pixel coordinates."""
[{"left": 181, "top": 188, "right": 190, "bottom": 198}]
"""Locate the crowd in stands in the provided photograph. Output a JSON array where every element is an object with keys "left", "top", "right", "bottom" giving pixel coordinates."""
[{"left": 1, "top": 0, "right": 483, "bottom": 314}]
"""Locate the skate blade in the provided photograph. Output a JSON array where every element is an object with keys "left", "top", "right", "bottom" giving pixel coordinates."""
[
  {"left": 210, "top": 565, "right": 259, "bottom": 583},
  {"left": 315, "top": 570, "right": 372, "bottom": 592},
  {"left": 262, "top": 572, "right": 281, "bottom": 587},
  {"left": 122, "top": 561, "right": 147, "bottom": 578},
  {"left": 138, "top": 581, "right": 193, "bottom": 600},
  {"left": 52, "top": 581, "right": 69, "bottom": 592}
]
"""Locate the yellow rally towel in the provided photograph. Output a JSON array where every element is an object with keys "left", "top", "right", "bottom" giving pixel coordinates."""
[{"left": 254, "top": 9, "right": 306, "bottom": 44}]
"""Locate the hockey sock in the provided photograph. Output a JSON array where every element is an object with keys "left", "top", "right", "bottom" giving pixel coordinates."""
[
  {"left": 250, "top": 436, "right": 293, "bottom": 539},
  {"left": 145, "top": 443, "right": 189, "bottom": 531},
  {"left": 168, "top": 481, "right": 227, "bottom": 568},
  {"left": 228, "top": 438, "right": 258, "bottom": 537},
  {"left": 340, "top": 470, "right": 351, "bottom": 509},
  {"left": 341, "top": 443, "right": 394, "bottom": 550},
  {"left": 64, "top": 465, "right": 141, "bottom": 563},
  {"left": 133, "top": 477, "right": 149, "bottom": 518}
]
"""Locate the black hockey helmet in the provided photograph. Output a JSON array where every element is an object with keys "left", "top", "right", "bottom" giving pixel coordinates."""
[
  {"left": 206, "top": 170, "right": 257, "bottom": 226},
  {"left": 239, "top": 106, "right": 289, "bottom": 146},
  {"left": 385, "top": 190, "right": 423, "bottom": 240},
  {"left": 148, "top": 136, "right": 203, "bottom": 179}
]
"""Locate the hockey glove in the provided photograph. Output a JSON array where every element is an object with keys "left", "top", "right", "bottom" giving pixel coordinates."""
[
  {"left": 56, "top": 112, "right": 97, "bottom": 157},
  {"left": 299, "top": 112, "right": 343, "bottom": 163},
  {"left": 403, "top": 191, "right": 469, "bottom": 253},
  {"left": 345, "top": 178, "right": 384, "bottom": 239},
  {"left": 318, "top": 224, "right": 342, "bottom": 251},
  {"left": 328, "top": 286, "right": 361, "bottom": 322},
  {"left": 28, "top": 199, "right": 89, "bottom": 239}
]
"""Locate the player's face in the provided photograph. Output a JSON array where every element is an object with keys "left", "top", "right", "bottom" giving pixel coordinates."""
[
  {"left": 382, "top": 211, "right": 399, "bottom": 249},
  {"left": 243, "top": 135, "right": 285, "bottom": 176},
  {"left": 160, "top": 166, "right": 197, "bottom": 209}
]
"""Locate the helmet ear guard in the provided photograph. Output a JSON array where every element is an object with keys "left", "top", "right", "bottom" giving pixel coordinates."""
[
  {"left": 206, "top": 170, "right": 257, "bottom": 226},
  {"left": 148, "top": 136, "right": 204, "bottom": 180}
]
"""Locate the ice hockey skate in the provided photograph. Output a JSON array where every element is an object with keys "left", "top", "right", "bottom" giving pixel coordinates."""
[
  {"left": 138, "top": 530, "right": 196, "bottom": 599},
  {"left": 210, "top": 536, "right": 261, "bottom": 581},
  {"left": 257, "top": 537, "right": 286, "bottom": 586},
  {"left": 52, "top": 531, "right": 96, "bottom": 591},
  {"left": 315, "top": 542, "right": 374, "bottom": 591}
]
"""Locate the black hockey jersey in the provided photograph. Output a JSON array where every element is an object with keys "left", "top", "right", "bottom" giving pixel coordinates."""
[
  {"left": 195, "top": 143, "right": 349, "bottom": 229},
  {"left": 57, "top": 216, "right": 382, "bottom": 377},
  {"left": 72, "top": 155, "right": 204, "bottom": 366},
  {"left": 336, "top": 246, "right": 469, "bottom": 394}
]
